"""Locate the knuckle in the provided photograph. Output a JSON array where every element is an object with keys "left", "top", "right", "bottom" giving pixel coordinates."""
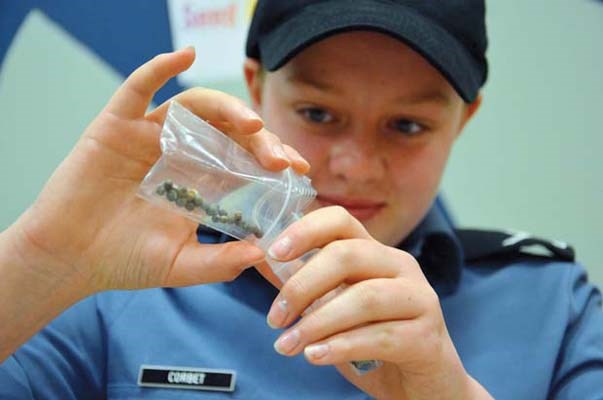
[
  {"left": 248, "top": 128, "right": 273, "bottom": 148},
  {"left": 193, "top": 88, "right": 228, "bottom": 107},
  {"left": 300, "top": 309, "right": 324, "bottom": 333},
  {"left": 332, "top": 205, "right": 352, "bottom": 225},
  {"left": 258, "top": 129, "right": 279, "bottom": 145},
  {"left": 197, "top": 87, "right": 218, "bottom": 97},
  {"left": 283, "top": 144, "right": 295, "bottom": 153},
  {"left": 328, "top": 205, "right": 368, "bottom": 237},
  {"left": 217, "top": 244, "right": 247, "bottom": 281},
  {"left": 219, "top": 268, "right": 240, "bottom": 283},
  {"left": 399, "top": 250, "right": 420, "bottom": 269},
  {"left": 355, "top": 282, "right": 383, "bottom": 313},
  {"left": 415, "top": 320, "right": 444, "bottom": 356},
  {"left": 376, "top": 325, "right": 399, "bottom": 353},
  {"left": 331, "top": 336, "right": 352, "bottom": 359},
  {"left": 150, "top": 53, "right": 165, "bottom": 65},
  {"left": 282, "top": 276, "right": 307, "bottom": 304},
  {"left": 324, "top": 240, "right": 353, "bottom": 263},
  {"left": 421, "top": 286, "right": 441, "bottom": 312},
  {"left": 147, "top": 55, "right": 166, "bottom": 77},
  {"left": 223, "top": 268, "right": 240, "bottom": 282},
  {"left": 187, "top": 87, "right": 206, "bottom": 98}
]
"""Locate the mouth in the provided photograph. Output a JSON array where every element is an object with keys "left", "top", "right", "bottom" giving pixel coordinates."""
[{"left": 316, "top": 194, "right": 386, "bottom": 221}]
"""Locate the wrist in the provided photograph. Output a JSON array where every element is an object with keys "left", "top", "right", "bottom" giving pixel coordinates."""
[
  {"left": 0, "top": 220, "right": 94, "bottom": 361},
  {"left": 3, "top": 213, "right": 94, "bottom": 301},
  {"left": 394, "top": 337, "right": 489, "bottom": 400}
]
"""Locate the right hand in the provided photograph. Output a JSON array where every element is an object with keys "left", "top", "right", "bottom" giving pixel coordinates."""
[{"left": 8, "top": 47, "right": 309, "bottom": 296}]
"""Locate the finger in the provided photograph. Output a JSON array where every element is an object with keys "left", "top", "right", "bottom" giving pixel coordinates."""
[
  {"left": 164, "top": 236, "right": 265, "bottom": 287},
  {"left": 146, "top": 90, "right": 295, "bottom": 172},
  {"left": 273, "top": 277, "right": 435, "bottom": 356},
  {"left": 205, "top": 122, "right": 292, "bottom": 171},
  {"left": 268, "top": 206, "right": 371, "bottom": 261},
  {"left": 146, "top": 87, "right": 263, "bottom": 134},
  {"left": 267, "top": 240, "right": 406, "bottom": 328},
  {"left": 303, "top": 320, "right": 426, "bottom": 365},
  {"left": 106, "top": 47, "right": 196, "bottom": 119},
  {"left": 239, "top": 127, "right": 291, "bottom": 171},
  {"left": 283, "top": 145, "right": 311, "bottom": 175}
]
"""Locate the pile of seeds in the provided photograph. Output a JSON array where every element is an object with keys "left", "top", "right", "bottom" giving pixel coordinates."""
[{"left": 155, "top": 180, "right": 263, "bottom": 238}]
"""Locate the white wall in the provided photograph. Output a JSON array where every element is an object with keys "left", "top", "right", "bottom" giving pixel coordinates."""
[{"left": 442, "top": 1, "right": 603, "bottom": 279}]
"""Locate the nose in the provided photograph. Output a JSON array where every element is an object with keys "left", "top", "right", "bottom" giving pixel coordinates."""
[{"left": 328, "top": 135, "right": 386, "bottom": 184}]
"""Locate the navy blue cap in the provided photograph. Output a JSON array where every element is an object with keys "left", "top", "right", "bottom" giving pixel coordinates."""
[{"left": 246, "top": 0, "right": 488, "bottom": 103}]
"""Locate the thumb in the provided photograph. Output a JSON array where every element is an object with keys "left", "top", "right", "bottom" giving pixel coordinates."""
[{"left": 164, "top": 238, "right": 265, "bottom": 287}]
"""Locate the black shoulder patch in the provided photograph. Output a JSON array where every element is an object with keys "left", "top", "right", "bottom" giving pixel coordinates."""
[{"left": 455, "top": 229, "right": 575, "bottom": 263}]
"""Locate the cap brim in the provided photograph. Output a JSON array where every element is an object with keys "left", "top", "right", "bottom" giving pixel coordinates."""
[{"left": 258, "top": 1, "right": 483, "bottom": 102}]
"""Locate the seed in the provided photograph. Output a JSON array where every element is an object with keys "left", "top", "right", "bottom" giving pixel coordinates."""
[
  {"left": 163, "top": 180, "right": 174, "bottom": 191},
  {"left": 211, "top": 215, "right": 219, "bottom": 222},
  {"left": 193, "top": 195, "right": 204, "bottom": 207},
  {"left": 166, "top": 189, "right": 178, "bottom": 202},
  {"left": 177, "top": 187, "right": 188, "bottom": 198},
  {"left": 186, "top": 189, "right": 198, "bottom": 201},
  {"left": 185, "top": 201, "right": 196, "bottom": 211},
  {"left": 206, "top": 205, "right": 217, "bottom": 216},
  {"left": 176, "top": 197, "right": 187, "bottom": 207},
  {"left": 233, "top": 212, "right": 242, "bottom": 223},
  {"left": 156, "top": 185, "right": 166, "bottom": 196},
  {"left": 252, "top": 226, "right": 264, "bottom": 238}
]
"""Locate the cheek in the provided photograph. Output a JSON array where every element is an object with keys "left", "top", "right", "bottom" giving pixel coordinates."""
[
  {"left": 388, "top": 140, "right": 452, "bottom": 197},
  {"left": 373, "top": 144, "right": 452, "bottom": 244}
]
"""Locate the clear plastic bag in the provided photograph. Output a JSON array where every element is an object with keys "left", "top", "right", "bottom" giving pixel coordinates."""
[
  {"left": 138, "top": 101, "right": 315, "bottom": 250},
  {"left": 138, "top": 101, "right": 381, "bottom": 374}
]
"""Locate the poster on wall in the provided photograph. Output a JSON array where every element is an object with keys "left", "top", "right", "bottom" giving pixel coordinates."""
[{"left": 167, "top": 0, "right": 257, "bottom": 87}]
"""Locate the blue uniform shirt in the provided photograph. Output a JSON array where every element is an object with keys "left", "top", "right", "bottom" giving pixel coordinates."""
[{"left": 1, "top": 205, "right": 602, "bottom": 399}]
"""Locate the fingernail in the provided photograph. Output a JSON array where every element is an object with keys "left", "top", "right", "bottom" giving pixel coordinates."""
[
  {"left": 272, "top": 144, "right": 288, "bottom": 161},
  {"left": 268, "top": 236, "right": 292, "bottom": 260},
  {"left": 274, "top": 329, "right": 300, "bottom": 355},
  {"left": 267, "top": 298, "right": 289, "bottom": 329},
  {"left": 304, "top": 343, "right": 330, "bottom": 360},
  {"left": 181, "top": 45, "right": 195, "bottom": 52}
]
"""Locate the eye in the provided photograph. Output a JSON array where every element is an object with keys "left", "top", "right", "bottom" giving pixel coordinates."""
[
  {"left": 298, "top": 107, "right": 335, "bottom": 124},
  {"left": 388, "top": 118, "right": 425, "bottom": 136}
]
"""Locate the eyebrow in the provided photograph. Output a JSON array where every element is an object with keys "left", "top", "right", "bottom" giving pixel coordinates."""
[
  {"left": 393, "top": 89, "right": 453, "bottom": 107},
  {"left": 286, "top": 73, "right": 338, "bottom": 93},
  {"left": 286, "top": 72, "right": 453, "bottom": 106}
]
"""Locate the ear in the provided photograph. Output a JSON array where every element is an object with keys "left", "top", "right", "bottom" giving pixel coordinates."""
[
  {"left": 457, "top": 93, "right": 483, "bottom": 134},
  {"left": 243, "top": 58, "right": 263, "bottom": 111}
]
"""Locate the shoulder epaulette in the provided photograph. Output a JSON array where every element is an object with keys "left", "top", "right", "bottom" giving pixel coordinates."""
[{"left": 455, "top": 229, "right": 575, "bottom": 263}]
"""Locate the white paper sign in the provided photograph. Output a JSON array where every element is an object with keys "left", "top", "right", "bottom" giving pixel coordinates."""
[{"left": 167, "top": 0, "right": 257, "bottom": 87}]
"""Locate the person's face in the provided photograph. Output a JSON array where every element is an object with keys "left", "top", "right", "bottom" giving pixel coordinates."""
[{"left": 245, "top": 31, "right": 480, "bottom": 246}]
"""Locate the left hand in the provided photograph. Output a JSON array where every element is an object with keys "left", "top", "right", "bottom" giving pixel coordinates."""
[{"left": 262, "top": 206, "right": 491, "bottom": 400}]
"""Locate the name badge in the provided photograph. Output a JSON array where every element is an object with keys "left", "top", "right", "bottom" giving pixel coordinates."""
[{"left": 138, "top": 364, "right": 236, "bottom": 392}]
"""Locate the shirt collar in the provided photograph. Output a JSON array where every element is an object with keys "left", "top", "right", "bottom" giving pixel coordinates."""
[{"left": 398, "top": 202, "right": 464, "bottom": 296}]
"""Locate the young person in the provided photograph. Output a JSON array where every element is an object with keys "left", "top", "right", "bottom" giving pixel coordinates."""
[{"left": 1, "top": 1, "right": 601, "bottom": 398}]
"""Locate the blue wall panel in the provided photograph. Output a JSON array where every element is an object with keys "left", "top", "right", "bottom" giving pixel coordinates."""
[{"left": 0, "top": 0, "right": 184, "bottom": 103}]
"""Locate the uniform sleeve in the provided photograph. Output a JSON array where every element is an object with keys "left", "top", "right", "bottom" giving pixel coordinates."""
[
  {"left": 0, "top": 295, "right": 106, "bottom": 400},
  {"left": 549, "top": 265, "right": 603, "bottom": 399}
]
